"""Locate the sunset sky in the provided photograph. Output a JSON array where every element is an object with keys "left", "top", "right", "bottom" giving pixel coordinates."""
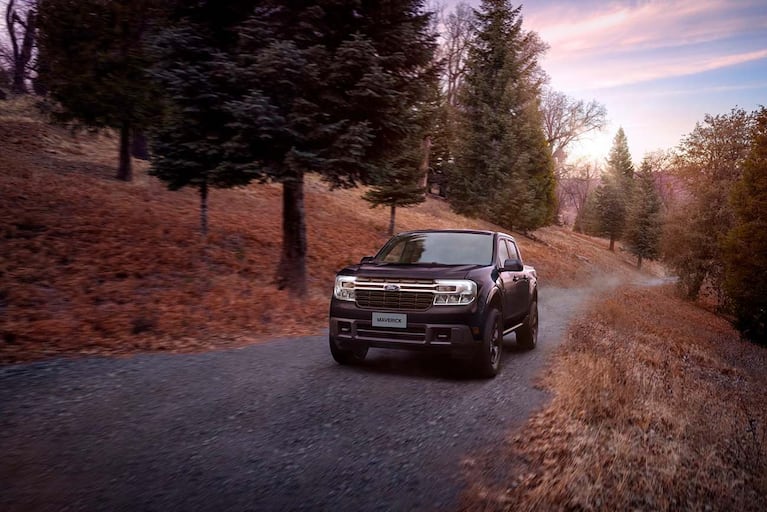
[{"left": 518, "top": 0, "right": 767, "bottom": 162}]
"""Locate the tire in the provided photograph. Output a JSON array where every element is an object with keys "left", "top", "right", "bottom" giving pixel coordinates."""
[
  {"left": 474, "top": 308, "right": 502, "bottom": 378},
  {"left": 329, "top": 337, "right": 368, "bottom": 365},
  {"left": 516, "top": 298, "right": 538, "bottom": 350}
]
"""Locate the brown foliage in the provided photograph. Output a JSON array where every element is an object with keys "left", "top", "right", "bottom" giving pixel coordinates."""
[{"left": 462, "top": 285, "right": 767, "bottom": 511}]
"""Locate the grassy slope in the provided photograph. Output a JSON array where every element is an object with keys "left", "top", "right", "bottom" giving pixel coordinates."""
[
  {"left": 463, "top": 285, "right": 767, "bottom": 511},
  {"left": 0, "top": 99, "right": 647, "bottom": 363}
]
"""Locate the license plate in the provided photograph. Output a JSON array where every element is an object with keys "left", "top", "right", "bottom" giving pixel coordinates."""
[{"left": 372, "top": 312, "right": 407, "bottom": 328}]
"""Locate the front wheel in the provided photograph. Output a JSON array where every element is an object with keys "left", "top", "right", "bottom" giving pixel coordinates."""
[
  {"left": 516, "top": 298, "right": 538, "bottom": 350},
  {"left": 329, "top": 337, "right": 368, "bottom": 365},
  {"left": 474, "top": 308, "right": 502, "bottom": 378}
]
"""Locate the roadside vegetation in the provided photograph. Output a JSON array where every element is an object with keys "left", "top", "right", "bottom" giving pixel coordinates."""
[{"left": 463, "top": 284, "right": 766, "bottom": 511}]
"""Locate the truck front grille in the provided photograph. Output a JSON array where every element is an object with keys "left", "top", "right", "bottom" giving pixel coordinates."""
[{"left": 355, "top": 290, "right": 434, "bottom": 311}]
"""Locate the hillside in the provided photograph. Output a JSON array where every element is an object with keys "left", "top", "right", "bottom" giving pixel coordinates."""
[{"left": 0, "top": 99, "right": 653, "bottom": 364}]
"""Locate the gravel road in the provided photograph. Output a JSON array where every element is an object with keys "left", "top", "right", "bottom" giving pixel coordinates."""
[{"left": 1, "top": 284, "right": 598, "bottom": 511}]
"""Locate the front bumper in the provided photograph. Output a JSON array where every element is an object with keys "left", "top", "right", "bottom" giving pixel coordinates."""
[{"left": 329, "top": 299, "right": 485, "bottom": 359}]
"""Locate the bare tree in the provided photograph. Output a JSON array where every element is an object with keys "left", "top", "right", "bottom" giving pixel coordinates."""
[
  {"left": 641, "top": 150, "right": 676, "bottom": 208},
  {"left": 3, "top": 0, "right": 37, "bottom": 94},
  {"left": 541, "top": 88, "right": 607, "bottom": 158},
  {"left": 436, "top": 2, "right": 474, "bottom": 108},
  {"left": 556, "top": 159, "right": 601, "bottom": 225}
]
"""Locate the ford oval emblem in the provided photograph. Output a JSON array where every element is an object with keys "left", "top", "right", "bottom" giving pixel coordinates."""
[{"left": 384, "top": 284, "right": 400, "bottom": 292}]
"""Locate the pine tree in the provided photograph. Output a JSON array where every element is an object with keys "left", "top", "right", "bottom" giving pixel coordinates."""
[
  {"left": 151, "top": 1, "right": 437, "bottom": 296},
  {"left": 595, "top": 128, "right": 634, "bottom": 250},
  {"left": 428, "top": 91, "right": 454, "bottom": 197},
  {"left": 608, "top": 127, "right": 634, "bottom": 181},
  {"left": 723, "top": 107, "right": 767, "bottom": 343},
  {"left": 624, "top": 158, "right": 662, "bottom": 268},
  {"left": 363, "top": 64, "right": 440, "bottom": 235},
  {"left": 450, "top": 0, "right": 555, "bottom": 231},
  {"left": 574, "top": 190, "right": 601, "bottom": 235},
  {"left": 594, "top": 173, "right": 627, "bottom": 251},
  {"left": 362, "top": 138, "right": 427, "bottom": 236},
  {"left": 149, "top": 3, "right": 252, "bottom": 236},
  {"left": 37, "top": 0, "right": 161, "bottom": 181}
]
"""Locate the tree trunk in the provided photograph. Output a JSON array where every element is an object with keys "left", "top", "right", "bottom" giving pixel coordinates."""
[
  {"left": 609, "top": 235, "right": 615, "bottom": 251},
  {"left": 13, "top": 9, "right": 35, "bottom": 94},
  {"left": 8, "top": 6, "right": 36, "bottom": 95},
  {"left": 276, "top": 172, "right": 308, "bottom": 296},
  {"left": 637, "top": 255, "right": 643, "bottom": 269},
  {"left": 116, "top": 120, "right": 132, "bottom": 181},
  {"left": 388, "top": 205, "right": 396, "bottom": 236},
  {"left": 131, "top": 131, "right": 149, "bottom": 160},
  {"left": 420, "top": 135, "right": 431, "bottom": 193},
  {"left": 199, "top": 179, "right": 208, "bottom": 236}
]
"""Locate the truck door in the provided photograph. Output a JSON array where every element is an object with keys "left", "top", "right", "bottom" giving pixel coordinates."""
[
  {"left": 498, "top": 238, "right": 524, "bottom": 328},
  {"left": 506, "top": 241, "right": 530, "bottom": 320}
]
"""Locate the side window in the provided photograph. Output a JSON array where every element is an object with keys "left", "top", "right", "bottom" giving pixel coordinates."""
[
  {"left": 497, "top": 238, "right": 512, "bottom": 265},
  {"left": 382, "top": 242, "right": 405, "bottom": 263},
  {"left": 506, "top": 240, "right": 520, "bottom": 261}
]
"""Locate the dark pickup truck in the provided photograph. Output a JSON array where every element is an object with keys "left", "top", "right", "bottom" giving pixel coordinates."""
[{"left": 328, "top": 229, "right": 538, "bottom": 377}]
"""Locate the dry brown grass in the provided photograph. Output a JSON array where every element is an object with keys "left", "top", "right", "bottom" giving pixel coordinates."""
[
  {"left": 462, "top": 285, "right": 767, "bottom": 511},
  {"left": 0, "top": 101, "right": 647, "bottom": 363}
]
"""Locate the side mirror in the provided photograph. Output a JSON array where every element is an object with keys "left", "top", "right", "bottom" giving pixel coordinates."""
[
  {"left": 360, "top": 256, "right": 375, "bottom": 264},
  {"left": 503, "top": 258, "right": 524, "bottom": 272}
]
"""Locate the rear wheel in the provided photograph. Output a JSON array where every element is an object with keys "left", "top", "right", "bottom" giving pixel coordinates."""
[
  {"left": 474, "top": 308, "right": 502, "bottom": 378},
  {"left": 329, "top": 337, "right": 368, "bottom": 365},
  {"left": 516, "top": 298, "right": 538, "bottom": 350}
]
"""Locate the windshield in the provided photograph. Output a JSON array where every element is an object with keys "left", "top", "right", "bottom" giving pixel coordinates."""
[{"left": 375, "top": 232, "right": 493, "bottom": 266}]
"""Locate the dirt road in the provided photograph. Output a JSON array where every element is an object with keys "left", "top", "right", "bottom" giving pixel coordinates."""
[{"left": 1, "top": 284, "right": 604, "bottom": 511}]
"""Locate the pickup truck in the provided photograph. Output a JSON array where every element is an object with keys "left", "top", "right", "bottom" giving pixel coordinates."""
[{"left": 328, "top": 229, "right": 538, "bottom": 377}]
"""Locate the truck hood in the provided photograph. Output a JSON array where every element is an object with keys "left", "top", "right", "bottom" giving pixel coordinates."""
[{"left": 343, "top": 263, "right": 485, "bottom": 281}]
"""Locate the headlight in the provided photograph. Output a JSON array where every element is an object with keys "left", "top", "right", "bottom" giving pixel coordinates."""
[
  {"left": 433, "top": 279, "right": 476, "bottom": 305},
  {"left": 334, "top": 275, "right": 356, "bottom": 301}
]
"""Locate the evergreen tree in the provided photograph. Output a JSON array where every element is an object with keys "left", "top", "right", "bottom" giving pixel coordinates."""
[
  {"left": 595, "top": 128, "right": 634, "bottom": 250},
  {"left": 608, "top": 127, "right": 634, "bottom": 181},
  {"left": 428, "top": 91, "right": 455, "bottom": 197},
  {"left": 574, "top": 190, "right": 601, "bottom": 235},
  {"left": 450, "top": 0, "right": 555, "bottom": 232},
  {"left": 363, "top": 63, "right": 440, "bottom": 235},
  {"left": 662, "top": 109, "right": 754, "bottom": 300},
  {"left": 723, "top": 107, "right": 767, "bottom": 343},
  {"left": 624, "top": 158, "right": 662, "bottom": 268},
  {"left": 37, "top": 0, "right": 161, "bottom": 181},
  {"left": 362, "top": 137, "right": 427, "bottom": 236},
  {"left": 149, "top": 2, "right": 253, "bottom": 236},
  {"left": 594, "top": 172, "right": 627, "bottom": 251},
  {"left": 151, "top": 1, "right": 437, "bottom": 296}
]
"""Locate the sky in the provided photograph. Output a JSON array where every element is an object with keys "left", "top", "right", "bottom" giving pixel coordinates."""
[{"left": 513, "top": 0, "right": 767, "bottom": 163}]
